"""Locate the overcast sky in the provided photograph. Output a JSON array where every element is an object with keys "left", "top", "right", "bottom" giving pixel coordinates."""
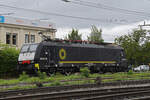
[{"left": 0, "top": 0, "right": 150, "bottom": 42}]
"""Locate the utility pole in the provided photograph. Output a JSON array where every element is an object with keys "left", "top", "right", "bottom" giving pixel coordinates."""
[{"left": 139, "top": 21, "right": 150, "bottom": 30}]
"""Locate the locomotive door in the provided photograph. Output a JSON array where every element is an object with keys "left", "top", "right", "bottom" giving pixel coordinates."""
[{"left": 47, "top": 47, "right": 54, "bottom": 66}]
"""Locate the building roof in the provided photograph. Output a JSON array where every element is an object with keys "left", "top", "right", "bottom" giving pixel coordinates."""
[{"left": 0, "top": 16, "right": 55, "bottom": 29}]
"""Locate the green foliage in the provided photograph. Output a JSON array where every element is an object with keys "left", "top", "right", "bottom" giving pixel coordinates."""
[
  {"left": 63, "top": 74, "right": 82, "bottom": 80},
  {"left": 66, "top": 28, "right": 82, "bottom": 40},
  {"left": 88, "top": 25, "right": 104, "bottom": 43},
  {"left": 115, "top": 29, "right": 150, "bottom": 65},
  {"left": 37, "top": 71, "right": 48, "bottom": 79},
  {"left": 25, "top": 77, "right": 41, "bottom": 83},
  {"left": 0, "top": 43, "right": 19, "bottom": 77},
  {"left": 54, "top": 72, "right": 64, "bottom": 78},
  {"left": 80, "top": 67, "right": 90, "bottom": 78},
  {"left": 84, "top": 80, "right": 94, "bottom": 84},
  {"left": 19, "top": 72, "right": 29, "bottom": 81},
  {"left": 50, "top": 81, "right": 61, "bottom": 86},
  {"left": 2, "top": 72, "right": 150, "bottom": 91},
  {"left": 0, "top": 79, "right": 20, "bottom": 85},
  {"left": 127, "top": 70, "right": 133, "bottom": 75}
]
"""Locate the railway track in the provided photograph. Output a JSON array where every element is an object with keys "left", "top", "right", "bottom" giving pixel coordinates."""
[
  {"left": 0, "top": 79, "right": 150, "bottom": 98},
  {"left": 80, "top": 89, "right": 150, "bottom": 100},
  {"left": 132, "top": 96, "right": 150, "bottom": 100},
  {"left": 1, "top": 84, "right": 150, "bottom": 100}
]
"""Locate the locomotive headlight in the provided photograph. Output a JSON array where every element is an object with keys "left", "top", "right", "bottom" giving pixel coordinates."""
[
  {"left": 55, "top": 64, "right": 58, "bottom": 67},
  {"left": 18, "top": 61, "right": 22, "bottom": 64},
  {"left": 31, "top": 60, "right": 34, "bottom": 63}
]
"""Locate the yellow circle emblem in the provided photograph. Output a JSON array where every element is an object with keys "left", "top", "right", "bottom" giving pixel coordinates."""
[{"left": 59, "top": 48, "right": 66, "bottom": 60}]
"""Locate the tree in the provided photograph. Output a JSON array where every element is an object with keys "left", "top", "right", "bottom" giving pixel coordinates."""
[
  {"left": 88, "top": 25, "right": 104, "bottom": 43},
  {"left": 115, "top": 29, "right": 150, "bottom": 66},
  {"left": 66, "top": 29, "right": 82, "bottom": 40},
  {"left": 0, "top": 43, "right": 19, "bottom": 78}
]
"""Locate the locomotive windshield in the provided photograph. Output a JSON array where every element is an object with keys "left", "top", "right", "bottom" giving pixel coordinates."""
[{"left": 21, "top": 44, "right": 38, "bottom": 53}]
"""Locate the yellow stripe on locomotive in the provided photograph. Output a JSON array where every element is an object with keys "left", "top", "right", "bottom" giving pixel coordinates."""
[{"left": 59, "top": 61, "right": 116, "bottom": 64}]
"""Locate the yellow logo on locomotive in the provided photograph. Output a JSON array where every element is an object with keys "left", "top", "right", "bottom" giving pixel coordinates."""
[{"left": 59, "top": 48, "right": 66, "bottom": 60}]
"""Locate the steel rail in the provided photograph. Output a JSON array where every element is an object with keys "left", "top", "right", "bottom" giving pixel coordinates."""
[
  {"left": 132, "top": 96, "right": 150, "bottom": 100},
  {"left": 80, "top": 90, "right": 150, "bottom": 100},
  {"left": 1, "top": 80, "right": 150, "bottom": 99},
  {"left": 1, "top": 85, "right": 150, "bottom": 100},
  {"left": 0, "top": 80, "right": 150, "bottom": 98}
]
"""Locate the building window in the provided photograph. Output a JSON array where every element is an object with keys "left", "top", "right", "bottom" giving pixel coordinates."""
[
  {"left": 25, "top": 34, "right": 35, "bottom": 43},
  {"left": 31, "top": 35, "right": 35, "bottom": 43},
  {"left": 12, "top": 34, "right": 17, "bottom": 45},
  {"left": 6, "top": 33, "right": 11, "bottom": 44},
  {"left": 6, "top": 32, "right": 18, "bottom": 45},
  {"left": 25, "top": 34, "right": 29, "bottom": 43}
]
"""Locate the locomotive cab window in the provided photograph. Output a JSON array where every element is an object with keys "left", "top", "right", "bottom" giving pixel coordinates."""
[
  {"left": 29, "top": 44, "right": 38, "bottom": 52},
  {"left": 21, "top": 44, "right": 38, "bottom": 53},
  {"left": 21, "top": 45, "right": 29, "bottom": 53}
]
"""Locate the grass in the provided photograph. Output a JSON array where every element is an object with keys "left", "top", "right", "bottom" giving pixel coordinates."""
[
  {"left": 0, "top": 79, "right": 20, "bottom": 85},
  {"left": 0, "top": 80, "right": 95, "bottom": 92},
  {"left": 0, "top": 85, "right": 37, "bottom": 92},
  {"left": 44, "top": 79, "right": 95, "bottom": 87},
  {"left": 1, "top": 71, "right": 150, "bottom": 91}
]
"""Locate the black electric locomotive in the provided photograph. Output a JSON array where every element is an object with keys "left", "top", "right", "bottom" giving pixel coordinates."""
[{"left": 17, "top": 33, "right": 128, "bottom": 74}]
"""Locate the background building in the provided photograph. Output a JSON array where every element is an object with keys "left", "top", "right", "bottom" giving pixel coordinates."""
[{"left": 0, "top": 16, "right": 56, "bottom": 48}]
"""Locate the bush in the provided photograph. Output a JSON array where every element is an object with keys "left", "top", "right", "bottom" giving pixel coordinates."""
[
  {"left": 0, "top": 44, "right": 19, "bottom": 77},
  {"left": 127, "top": 70, "right": 133, "bottom": 75},
  {"left": 55, "top": 72, "right": 64, "bottom": 76},
  {"left": 80, "top": 67, "right": 90, "bottom": 78},
  {"left": 19, "top": 71, "right": 29, "bottom": 81},
  {"left": 84, "top": 80, "right": 94, "bottom": 84},
  {"left": 51, "top": 81, "right": 61, "bottom": 86},
  {"left": 37, "top": 71, "right": 47, "bottom": 79}
]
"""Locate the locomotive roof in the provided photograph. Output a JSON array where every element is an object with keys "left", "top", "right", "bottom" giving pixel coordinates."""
[{"left": 40, "top": 41, "right": 123, "bottom": 50}]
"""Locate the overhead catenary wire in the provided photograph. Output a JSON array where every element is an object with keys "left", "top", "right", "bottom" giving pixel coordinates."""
[
  {"left": 69, "top": 0, "right": 150, "bottom": 18},
  {"left": 1, "top": 0, "right": 149, "bottom": 17},
  {"left": 0, "top": 4, "right": 132, "bottom": 24}
]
